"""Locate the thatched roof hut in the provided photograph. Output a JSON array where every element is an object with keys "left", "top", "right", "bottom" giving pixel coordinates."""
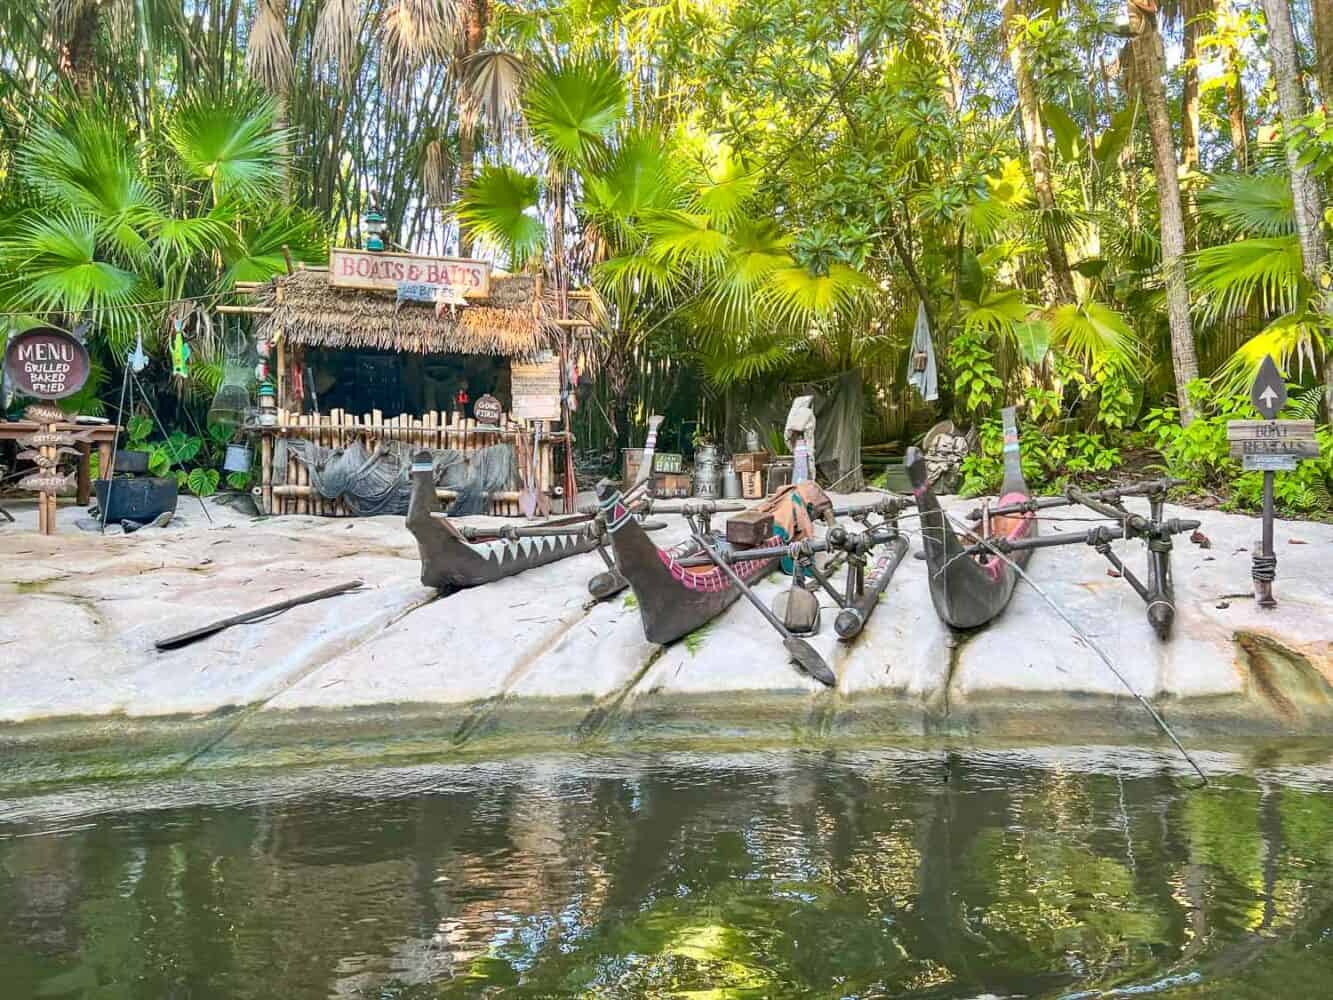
[{"left": 254, "top": 267, "right": 556, "bottom": 358}]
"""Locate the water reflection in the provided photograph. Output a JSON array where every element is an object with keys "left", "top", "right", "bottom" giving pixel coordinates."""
[{"left": 2, "top": 748, "right": 1332, "bottom": 998}]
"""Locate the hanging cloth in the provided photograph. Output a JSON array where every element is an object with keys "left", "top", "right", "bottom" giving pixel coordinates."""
[{"left": 907, "top": 300, "right": 938, "bottom": 403}]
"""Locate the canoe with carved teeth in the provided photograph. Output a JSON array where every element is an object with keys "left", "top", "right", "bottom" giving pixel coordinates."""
[{"left": 407, "top": 451, "right": 600, "bottom": 590}]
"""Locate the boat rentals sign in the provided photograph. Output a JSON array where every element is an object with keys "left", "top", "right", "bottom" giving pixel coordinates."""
[{"left": 329, "top": 248, "right": 491, "bottom": 298}]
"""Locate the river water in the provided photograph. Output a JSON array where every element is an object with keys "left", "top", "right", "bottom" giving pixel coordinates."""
[{"left": 2, "top": 746, "right": 1332, "bottom": 998}]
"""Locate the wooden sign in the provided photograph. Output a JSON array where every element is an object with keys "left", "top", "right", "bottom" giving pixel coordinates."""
[
  {"left": 1250, "top": 355, "right": 1288, "bottom": 419},
  {"left": 329, "top": 248, "right": 491, "bottom": 298},
  {"left": 511, "top": 353, "right": 562, "bottom": 421},
  {"left": 473, "top": 393, "right": 502, "bottom": 426},
  {"left": 3, "top": 327, "right": 90, "bottom": 399},
  {"left": 1226, "top": 420, "right": 1318, "bottom": 460},
  {"left": 18, "top": 471, "right": 75, "bottom": 495},
  {"left": 24, "top": 402, "right": 67, "bottom": 423}
]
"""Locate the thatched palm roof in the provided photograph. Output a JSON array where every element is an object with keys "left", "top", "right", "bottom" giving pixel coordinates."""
[{"left": 254, "top": 267, "right": 556, "bottom": 358}]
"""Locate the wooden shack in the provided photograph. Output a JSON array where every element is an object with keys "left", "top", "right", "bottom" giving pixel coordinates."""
[{"left": 243, "top": 257, "right": 583, "bottom": 517}]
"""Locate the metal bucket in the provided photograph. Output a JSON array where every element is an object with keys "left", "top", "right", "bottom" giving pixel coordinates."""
[
  {"left": 223, "top": 443, "right": 252, "bottom": 474},
  {"left": 694, "top": 444, "right": 720, "bottom": 468}
]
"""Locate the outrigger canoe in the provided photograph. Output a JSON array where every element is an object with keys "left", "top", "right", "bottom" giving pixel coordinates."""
[
  {"left": 594, "top": 480, "right": 832, "bottom": 646},
  {"left": 907, "top": 406, "right": 1036, "bottom": 628}
]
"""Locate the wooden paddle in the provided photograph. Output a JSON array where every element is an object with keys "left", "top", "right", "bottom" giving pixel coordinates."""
[{"left": 691, "top": 533, "right": 836, "bottom": 688}]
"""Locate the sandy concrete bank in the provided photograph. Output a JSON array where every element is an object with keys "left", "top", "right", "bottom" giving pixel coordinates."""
[{"left": 1, "top": 489, "right": 1330, "bottom": 784}]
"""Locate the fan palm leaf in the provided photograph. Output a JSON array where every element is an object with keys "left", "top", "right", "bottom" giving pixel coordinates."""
[
  {"left": 763, "top": 263, "right": 872, "bottom": 331},
  {"left": 1047, "top": 300, "right": 1140, "bottom": 372},
  {"left": 1213, "top": 312, "right": 1326, "bottom": 399},
  {"left": 460, "top": 50, "right": 527, "bottom": 133},
  {"left": 1189, "top": 236, "right": 1306, "bottom": 323},
  {"left": 456, "top": 165, "right": 545, "bottom": 267},
  {"left": 1197, "top": 173, "right": 1296, "bottom": 237},
  {"left": 167, "top": 91, "right": 288, "bottom": 205},
  {"left": 522, "top": 57, "right": 626, "bottom": 171},
  {"left": 223, "top": 205, "right": 328, "bottom": 284},
  {"left": 643, "top": 210, "right": 730, "bottom": 270}
]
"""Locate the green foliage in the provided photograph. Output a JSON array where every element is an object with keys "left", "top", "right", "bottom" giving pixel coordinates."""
[
  {"left": 457, "top": 166, "right": 544, "bottom": 267},
  {"left": 950, "top": 329, "right": 1004, "bottom": 416}
]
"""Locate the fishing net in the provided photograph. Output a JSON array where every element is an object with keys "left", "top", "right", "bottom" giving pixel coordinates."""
[{"left": 273, "top": 437, "right": 516, "bottom": 516}]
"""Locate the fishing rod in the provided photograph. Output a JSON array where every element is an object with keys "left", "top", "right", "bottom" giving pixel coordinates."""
[{"left": 943, "top": 510, "right": 1209, "bottom": 787}]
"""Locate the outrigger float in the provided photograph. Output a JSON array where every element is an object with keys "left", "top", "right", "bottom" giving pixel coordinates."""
[{"left": 907, "top": 407, "right": 1203, "bottom": 638}]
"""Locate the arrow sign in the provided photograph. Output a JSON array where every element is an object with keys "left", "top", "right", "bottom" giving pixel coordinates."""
[{"left": 1250, "top": 355, "right": 1288, "bottom": 419}]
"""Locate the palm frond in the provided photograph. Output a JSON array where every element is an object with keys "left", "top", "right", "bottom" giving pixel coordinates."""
[
  {"left": 763, "top": 263, "right": 872, "bottom": 331},
  {"left": 522, "top": 57, "right": 626, "bottom": 170},
  {"left": 1213, "top": 313, "right": 1327, "bottom": 398},
  {"left": 379, "top": 0, "right": 462, "bottom": 90},
  {"left": 314, "top": 0, "right": 361, "bottom": 80},
  {"left": 459, "top": 50, "right": 527, "bottom": 134},
  {"left": 167, "top": 91, "right": 288, "bottom": 205},
  {"left": 455, "top": 165, "right": 544, "bottom": 268},
  {"left": 246, "top": 0, "right": 293, "bottom": 94},
  {"left": 1048, "top": 300, "right": 1140, "bottom": 372},
  {"left": 1189, "top": 235, "right": 1305, "bottom": 323},
  {"left": 1197, "top": 173, "right": 1296, "bottom": 237}
]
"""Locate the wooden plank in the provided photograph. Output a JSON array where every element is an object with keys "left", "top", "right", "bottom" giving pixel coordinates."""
[{"left": 1226, "top": 420, "right": 1316, "bottom": 439}]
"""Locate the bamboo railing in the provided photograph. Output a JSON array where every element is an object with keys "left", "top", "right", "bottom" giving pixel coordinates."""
[{"left": 260, "top": 408, "right": 566, "bottom": 517}]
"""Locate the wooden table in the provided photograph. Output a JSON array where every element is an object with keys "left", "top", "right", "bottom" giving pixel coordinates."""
[{"left": 0, "top": 421, "right": 121, "bottom": 505}]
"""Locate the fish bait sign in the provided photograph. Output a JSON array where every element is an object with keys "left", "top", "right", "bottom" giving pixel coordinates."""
[
  {"left": 329, "top": 249, "right": 491, "bottom": 298},
  {"left": 3, "top": 328, "right": 90, "bottom": 399}
]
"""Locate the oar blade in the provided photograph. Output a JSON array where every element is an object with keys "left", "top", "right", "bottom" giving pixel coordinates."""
[{"left": 784, "top": 638, "right": 836, "bottom": 688}]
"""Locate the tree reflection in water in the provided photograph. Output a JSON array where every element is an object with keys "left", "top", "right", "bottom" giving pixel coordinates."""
[{"left": 2, "top": 748, "right": 1332, "bottom": 998}]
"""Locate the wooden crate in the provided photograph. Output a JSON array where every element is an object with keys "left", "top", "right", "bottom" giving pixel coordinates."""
[
  {"left": 725, "top": 510, "right": 774, "bottom": 547},
  {"left": 732, "top": 450, "right": 771, "bottom": 474},
  {"left": 741, "top": 470, "right": 764, "bottom": 499},
  {"left": 653, "top": 472, "right": 692, "bottom": 498}
]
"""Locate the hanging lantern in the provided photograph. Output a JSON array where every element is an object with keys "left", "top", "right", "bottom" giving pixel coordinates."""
[{"left": 364, "top": 210, "right": 388, "bottom": 252}]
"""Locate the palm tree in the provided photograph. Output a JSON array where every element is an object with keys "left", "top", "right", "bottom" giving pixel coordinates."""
[
  {"left": 1257, "top": 0, "right": 1333, "bottom": 417},
  {"left": 1000, "top": 0, "right": 1076, "bottom": 304}
]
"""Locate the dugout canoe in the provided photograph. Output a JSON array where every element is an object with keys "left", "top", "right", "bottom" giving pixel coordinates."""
[
  {"left": 907, "top": 406, "right": 1037, "bottom": 629},
  {"left": 408, "top": 452, "right": 600, "bottom": 590}
]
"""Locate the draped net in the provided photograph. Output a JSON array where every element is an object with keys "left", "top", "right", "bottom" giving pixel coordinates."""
[{"left": 272, "top": 438, "right": 517, "bottom": 516}]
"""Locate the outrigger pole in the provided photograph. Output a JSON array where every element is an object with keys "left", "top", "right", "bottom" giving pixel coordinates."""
[{"left": 960, "top": 483, "right": 1200, "bottom": 639}]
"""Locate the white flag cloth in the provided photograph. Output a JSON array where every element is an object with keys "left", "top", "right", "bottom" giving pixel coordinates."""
[{"left": 907, "top": 301, "right": 938, "bottom": 402}]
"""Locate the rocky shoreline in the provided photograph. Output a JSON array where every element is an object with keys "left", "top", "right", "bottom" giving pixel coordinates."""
[{"left": 2, "top": 493, "right": 1330, "bottom": 789}]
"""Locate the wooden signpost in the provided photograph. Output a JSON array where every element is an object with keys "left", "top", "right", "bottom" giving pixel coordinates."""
[
  {"left": 3, "top": 328, "right": 92, "bottom": 535},
  {"left": 1226, "top": 355, "right": 1315, "bottom": 607}
]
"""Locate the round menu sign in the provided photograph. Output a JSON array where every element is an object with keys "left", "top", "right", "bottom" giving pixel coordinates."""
[{"left": 3, "top": 327, "right": 91, "bottom": 399}]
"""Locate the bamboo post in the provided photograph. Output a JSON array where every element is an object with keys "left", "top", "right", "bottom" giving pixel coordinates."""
[{"left": 261, "top": 433, "right": 273, "bottom": 514}]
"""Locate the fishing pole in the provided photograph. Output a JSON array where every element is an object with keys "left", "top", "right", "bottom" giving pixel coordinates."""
[{"left": 941, "top": 510, "right": 1209, "bottom": 787}]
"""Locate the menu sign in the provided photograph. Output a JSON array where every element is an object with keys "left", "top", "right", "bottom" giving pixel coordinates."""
[
  {"left": 3, "top": 328, "right": 91, "bottom": 399},
  {"left": 511, "top": 353, "right": 562, "bottom": 421},
  {"left": 329, "top": 248, "right": 491, "bottom": 298}
]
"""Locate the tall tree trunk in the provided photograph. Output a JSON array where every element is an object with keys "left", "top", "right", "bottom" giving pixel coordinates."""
[
  {"left": 60, "top": 1, "right": 101, "bottom": 99},
  {"left": 1314, "top": 0, "right": 1333, "bottom": 100},
  {"left": 1131, "top": 5, "right": 1201, "bottom": 424},
  {"left": 1002, "top": 0, "right": 1076, "bottom": 304},
  {"left": 1260, "top": 0, "right": 1333, "bottom": 418},
  {"left": 456, "top": 0, "right": 489, "bottom": 256},
  {"left": 1180, "top": 0, "right": 1205, "bottom": 176},
  {"left": 1226, "top": 49, "right": 1250, "bottom": 170}
]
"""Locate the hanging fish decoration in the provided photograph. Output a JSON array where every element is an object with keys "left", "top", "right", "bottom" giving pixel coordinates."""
[
  {"left": 171, "top": 319, "right": 191, "bottom": 379},
  {"left": 128, "top": 325, "right": 149, "bottom": 373}
]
